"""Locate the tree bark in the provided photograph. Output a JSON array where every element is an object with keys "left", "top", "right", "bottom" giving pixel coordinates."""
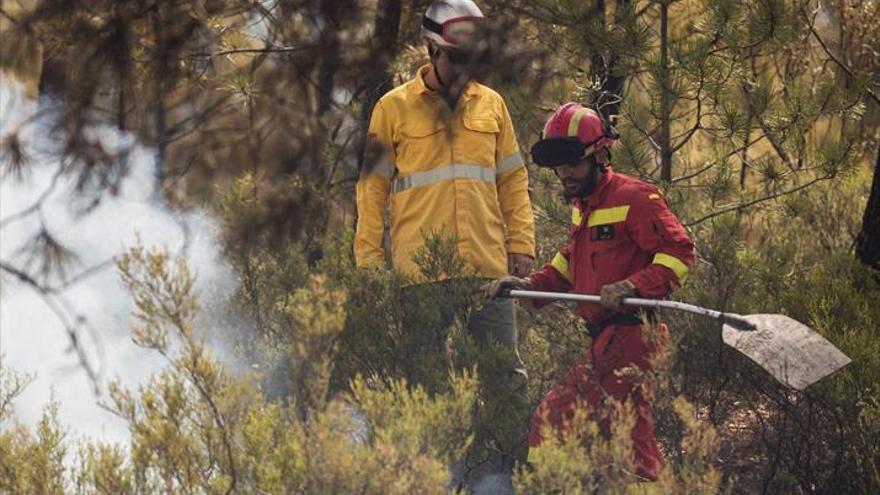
[
  {"left": 369, "top": 0, "right": 402, "bottom": 101},
  {"left": 152, "top": 8, "right": 166, "bottom": 204},
  {"left": 659, "top": 0, "right": 672, "bottom": 183},
  {"left": 591, "top": 0, "right": 628, "bottom": 117},
  {"left": 357, "top": 0, "right": 401, "bottom": 173},
  {"left": 856, "top": 147, "right": 880, "bottom": 271}
]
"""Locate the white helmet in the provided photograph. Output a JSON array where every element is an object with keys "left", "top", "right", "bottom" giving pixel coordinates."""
[{"left": 421, "top": 0, "right": 485, "bottom": 50}]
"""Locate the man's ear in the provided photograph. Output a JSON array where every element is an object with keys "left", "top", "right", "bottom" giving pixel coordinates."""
[
  {"left": 595, "top": 149, "right": 610, "bottom": 165},
  {"left": 427, "top": 42, "right": 438, "bottom": 61}
]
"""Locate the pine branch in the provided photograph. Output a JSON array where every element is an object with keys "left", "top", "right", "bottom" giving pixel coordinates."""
[
  {"left": 743, "top": 87, "right": 796, "bottom": 172},
  {"left": 0, "top": 260, "right": 102, "bottom": 394},
  {"left": 671, "top": 74, "right": 705, "bottom": 154},
  {"left": 185, "top": 44, "right": 315, "bottom": 59},
  {"left": 685, "top": 174, "right": 834, "bottom": 227},
  {"left": 800, "top": 7, "right": 880, "bottom": 106},
  {"left": 47, "top": 258, "right": 116, "bottom": 292},
  {"left": 164, "top": 97, "right": 235, "bottom": 145},
  {"left": 671, "top": 160, "right": 715, "bottom": 183},
  {"left": 0, "top": 166, "right": 65, "bottom": 229},
  {"left": 0, "top": 7, "right": 21, "bottom": 26}
]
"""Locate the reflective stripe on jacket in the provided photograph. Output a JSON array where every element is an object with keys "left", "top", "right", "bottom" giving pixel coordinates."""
[
  {"left": 355, "top": 64, "right": 535, "bottom": 279},
  {"left": 529, "top": 168, "right": 695, "bottom": 323}
]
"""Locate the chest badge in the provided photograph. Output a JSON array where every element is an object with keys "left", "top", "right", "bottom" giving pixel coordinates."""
[{"left": 592, "top": 224, "right": 615, "bottom": 241}]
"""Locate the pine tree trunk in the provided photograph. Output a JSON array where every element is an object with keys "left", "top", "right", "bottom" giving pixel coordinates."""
[
  {"left": 152, "top": 10, "right": 165, "bottom": 204},
  {"left": 153, "top": 100, "right": 166, "bottom": 203},
  {"left": 592, "top": 0, "right": 628, "bottom": 117},
  {"left": 357, "top": 0, "right": 401, "bottom": 173},
  {"left": 856, "top": 147, "right": 880, "bottom": 271},
  {"left": 659, "top": 0, "right": 672, "bottom": 183},
  {"left": 365, "top": 0, "right": 401, "bottom": 115},
  {"left": 316, "top": 2, "right": 343, "bottom": 116}
]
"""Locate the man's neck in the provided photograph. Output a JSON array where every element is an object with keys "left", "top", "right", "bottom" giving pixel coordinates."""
[
  {"left": 582, "top": 169, "right": 611, "bottom": 202},
  {"left": 573, "top": 169, "right": 607, "bottom": 202},
  {"left": 424, "top": 64, "right": 462, "bottom": 109}
]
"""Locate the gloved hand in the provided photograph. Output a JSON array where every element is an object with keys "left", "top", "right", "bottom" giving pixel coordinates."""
[
  {"left": 599, "top": 279, "right": 637, "bottom": 311},
  {"left": 484, "top": 276, "right": 532, "bottom": 299},
  {"left": 507, "top": 253, "right": 535, "bottom": 278}
]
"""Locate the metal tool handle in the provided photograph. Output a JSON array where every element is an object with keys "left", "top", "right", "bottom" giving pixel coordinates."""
[{"left": 508, "top": 289, "right": 756, "bottom": 331}]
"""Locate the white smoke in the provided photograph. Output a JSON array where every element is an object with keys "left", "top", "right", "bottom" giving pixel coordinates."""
[
  {"left": 0, "top": 79, "right": 240, "bottom": 445},
  {"left": 0, "top": 79, "right": 516, "bottom": 494}
]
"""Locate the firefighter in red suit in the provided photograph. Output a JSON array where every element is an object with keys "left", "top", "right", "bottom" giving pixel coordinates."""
[{"left": 487, "top": 102, "right": 695, "bottom": 481}]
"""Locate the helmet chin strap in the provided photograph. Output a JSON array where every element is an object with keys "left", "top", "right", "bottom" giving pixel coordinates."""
[
  {"left": 427, "top": 44, "right": 447, "bottom": 89},
  {"left": 433, "top": 64, "right": 447, "bottom": 88}
]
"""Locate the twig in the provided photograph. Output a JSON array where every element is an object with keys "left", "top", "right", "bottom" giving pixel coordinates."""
[
  {"left": 0, "top": 260, "right": 103, "bottom": 393},
  {"left": 186, "top": 45, "right": 313, "bottom": 59},
  {"left": 46, "top": 258, "right": 116, "bottom": 293},
  {"left": 685, "top": 174, "right": 834, "bottom": 227},
  {"left": 0, "top": 166, "right": 65, "bottom": 229},
  {"left": 0, "top": 7, "right": 21, "bottom": 26},
  {"left": 672, "top": 161, "right": 716, "bottom": 183},
  {"left": 801, "top": 8, "right": 880, "bottom": 106}
]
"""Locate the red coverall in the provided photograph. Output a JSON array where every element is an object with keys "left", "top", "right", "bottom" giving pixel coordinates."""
[{"left": 527, "top": 167, "right": 695, "bottom": 480}]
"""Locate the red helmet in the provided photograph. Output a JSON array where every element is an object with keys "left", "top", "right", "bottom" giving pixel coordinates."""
[{"left": 531, "top": 102, "right": 617, "bottom": 167}]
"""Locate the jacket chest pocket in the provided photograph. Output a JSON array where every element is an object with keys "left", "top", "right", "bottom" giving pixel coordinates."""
[
  {"left": 587, "top": 225, "right": 628, "bottom": 270},
  {"left": 459, "top": 117, "right": 499, "bottom": 165},
  {"left": 399, "top": 122, "right": 446, "bottom": 174},
  {"left": 583, "top": 204, "right": 631, "bottom": 270}
]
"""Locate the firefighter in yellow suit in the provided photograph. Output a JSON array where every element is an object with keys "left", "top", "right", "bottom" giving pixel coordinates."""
[{"left": 354, "top": 0, "right": 535, "bottom": 471}]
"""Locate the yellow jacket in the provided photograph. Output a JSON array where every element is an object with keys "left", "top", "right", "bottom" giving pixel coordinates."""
[{"left": 355, "top": 64, "right": 535, "bottom": 279}]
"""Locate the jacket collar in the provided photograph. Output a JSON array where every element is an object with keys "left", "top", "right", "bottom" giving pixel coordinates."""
[{"left": 576, "top": 166, "right": 616, "bottom": 211}]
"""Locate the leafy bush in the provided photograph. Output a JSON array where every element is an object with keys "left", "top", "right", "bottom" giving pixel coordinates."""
[{"left": 2, "top": 244, "right": 479, "bottom": 495}]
